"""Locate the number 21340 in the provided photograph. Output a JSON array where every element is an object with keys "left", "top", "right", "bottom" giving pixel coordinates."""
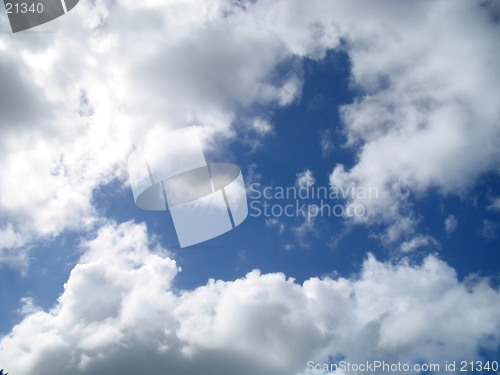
[{"left": 5, "top": 2, "right": 44, "bottom": 14}]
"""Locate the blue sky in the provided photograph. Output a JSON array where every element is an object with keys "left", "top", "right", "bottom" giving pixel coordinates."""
[{"left": 1, "top": 1, "right": 500, "bottom": 374}]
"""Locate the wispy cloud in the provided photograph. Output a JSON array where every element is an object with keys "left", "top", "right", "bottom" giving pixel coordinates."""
[
  {"left": 400, "top": 235, "right": 439, "bottom": 253},
  {"left": 481, "top": 219, "right": 499, "bottom": 240},
  {"left": 319, "top": 128, "right": 334, "bottom": 158},
  {"left": 444, "top": 215, "right": 458, "bottom": 236}
]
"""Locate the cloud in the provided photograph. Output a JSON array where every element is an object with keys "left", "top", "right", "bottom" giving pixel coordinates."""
[
  {"left": 400, "top": 235, "right": 439, "bottom": 253},
  {"left": 481, "top": 219, "right": 499, "bottom": 240},
  {"left": 1, "top": 2, "right": 498, "bottom": 374},
  {"left": 252, "top": 118, "right": 274, "bottom": 136},
  {"left": 266, "top": 218, "right": 285, "bottom": 234},
  {"left": 445, "top": 215, "right": 458, "bottom": 235},
  {"left": 327, "top": 0, "right": 500, "bottom": 239},
  {"left": 17, "top": 297, "right": 43, "bottom": 317},
  {"left": 291, "top": 169, "right": 320, "bottom": 246},
  {"left": 488, "top": 197, "right": 500, "bottom": 212},
  {"left": 0, "top": 50, "right": 54, "bottom": 136},
  {"left": 1, "top": 220, "right": 500, "bottom": 374},
  {"left": 0, "top": 0, "right": 497, "bottom": 264},
  {"left": 296, "top": 169, "right": 316, "bottom": 189},
  {"left": 0, "top": 0, "right": 338, "bottom": 266},
  {"left": 0, "top": 225, "right": 32, "bottom": 272},
  {"left": 292, "top": 215, "right": 319, "bottom": 248},
  {"left": 319, "top": 128, "right": 334, "bottom": 158}
]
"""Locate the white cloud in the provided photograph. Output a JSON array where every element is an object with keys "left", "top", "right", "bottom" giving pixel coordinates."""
[
  {"left": 0, "top": 0, "right": 337, "bottom": 267},
  {"left": 3, "top": 0, "right": 496, "bottom": 263},
  {"left": 296, "top": 169, "right": 316, "bottom": 189},
  {"left": 0, "top": 224, "right": 29, "bottom": 251},
  {"left": 0, "top": 0, "right": 496, "bottom": 249},
  {"left": 327, "top": 0, "right": 500, "bottom": 239},
  {"left": 445, "top": 215, "right": 458, "bottom": 235},
  {"left": 252, "top": 118, "right": 274, "bottom": 136},
  {"left": 400, "top": 235, "right": 439, "bottom": 253},
  {"left": 1, "top": 220, "right": 500, "bottom": 374},
  {"left": 0, "top": 225, "right": 32, "bottom": 272},
  {"left": 1, "top": 2, "right": 498, "bottom": 374},
  {"left": 18, "top": 297, "right": 43, "bottom": 317}
]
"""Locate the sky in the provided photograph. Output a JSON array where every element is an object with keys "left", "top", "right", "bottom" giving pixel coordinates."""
[{"left": 1, "top": 0, "right": 500, "bottom": 374}]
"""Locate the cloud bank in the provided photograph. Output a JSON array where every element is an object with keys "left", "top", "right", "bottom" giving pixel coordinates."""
[{"left": 1, "top": 221, "right": 499, "bottom": 374}]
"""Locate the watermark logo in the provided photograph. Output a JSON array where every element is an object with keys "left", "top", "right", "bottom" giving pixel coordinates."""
[
  {"left": 4, "top": 0, "right": 79, "bottom": 33},
  {"left": 128, "top": 126, "right": 248, "bottom": 248},
  {"left": 248, "top": 183, "right": 377, "bottom": 219}
]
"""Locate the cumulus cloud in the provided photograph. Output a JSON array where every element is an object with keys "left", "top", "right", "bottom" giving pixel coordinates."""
[
  {"left": 1, "top": 2, "right": 498, "bottom": 374},
  {"left": 327, "top": 0, "right": 500, "bottom": 239},
  {"left": 1, "top": 220, "right": 500, "bottom": 374},
  {"left": 2, "top": 0, "right": 496, "bottom": 263},
  {"left": 0, "top": 0, "right": 337, "bottom": 266},
  {"left": 0, "top": 0, "right": 497, "bottom": 272}
]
